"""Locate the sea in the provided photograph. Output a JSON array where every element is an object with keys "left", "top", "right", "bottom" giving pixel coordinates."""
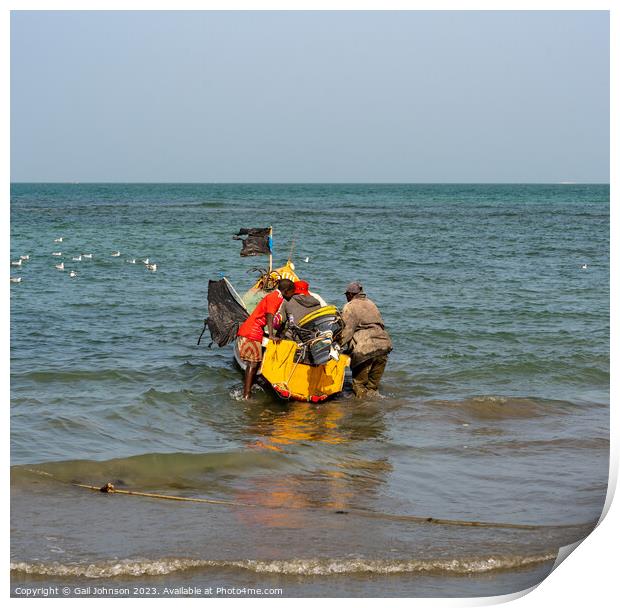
[{"left": 10, "top": 183, "right": 610, "bottom": 598}]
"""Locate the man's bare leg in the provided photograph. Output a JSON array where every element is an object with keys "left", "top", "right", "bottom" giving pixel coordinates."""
[{"left": 243, "top": 362, "right": 259, "bottom": 399}]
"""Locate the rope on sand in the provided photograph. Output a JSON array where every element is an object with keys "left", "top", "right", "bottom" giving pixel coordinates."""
[
  {"left": 72, "top": 481, "right": 595, "bottom": 532},
  {"left": 73, "top": 482, "right": 252, "bottom": 507}
]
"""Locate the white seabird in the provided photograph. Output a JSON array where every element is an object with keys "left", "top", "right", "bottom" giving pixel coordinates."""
[
  {"left": 52, "top": 252, "right": 62, "bottom": 257},
  {"left": 54, "top": 237, "right": 63, "bottom": 243},
  {"left": 11, "top": 259, "right": 22, "bottom": 267},
  {"left": 581, "top": 264, "right": 588, "bottom": 270},
  {"left": 20, "top": 255, "right": 30, "bottom": 261},
  {"left": 303, "top": 257, "right": 309, "bottom": 263},
  {"left": 55, "top": 262, "right": 65, "bottom": 271},
  {"left": 142, "top": 258, "right": 150, "bottom": 265},
  {"left": 82, "top": 253, "right": 93, "bottom": 259},
  {"left": 69, "top": 270, "right": 78, "bottom": 278},
  {"left": 126, "top": 258, "right": 137, "bottom": 264},
  {"left": 111, "top": 251, "right": 121, "bottom": 257},
  {"left": 10, "top": 277, "right": 22, "bottom": 283},
  {"left": 72, "top": 255, "right": 82, "bottom": 262},
  {"left": 146, "top": 263, "right": 157, "bottom": 272}
]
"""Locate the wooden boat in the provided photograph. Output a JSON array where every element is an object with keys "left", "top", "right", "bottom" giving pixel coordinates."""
[{"left": 207, "top": 260, "right": 350, "bottom": 402}]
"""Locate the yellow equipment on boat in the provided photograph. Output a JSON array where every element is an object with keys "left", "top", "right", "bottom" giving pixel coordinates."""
[
  {"left": 298, "top": 305, "right": 339, "bottom": 327},
  {"left": 260, "top": 339, "right": 350, "bottom": 402}
]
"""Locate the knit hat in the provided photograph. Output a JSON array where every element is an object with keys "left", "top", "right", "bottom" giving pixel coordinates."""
[{"left": 344, "top": 281, "right": 363, "bottom": 294}]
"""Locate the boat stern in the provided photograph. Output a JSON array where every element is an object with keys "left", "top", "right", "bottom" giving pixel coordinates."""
[{"left": 259, "top": 339, "right": 350, "bottom": 402}]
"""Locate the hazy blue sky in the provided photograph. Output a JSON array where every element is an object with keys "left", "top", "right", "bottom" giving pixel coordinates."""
[{"left": 11, "top": 11, "right": 609, "bottom": 183}]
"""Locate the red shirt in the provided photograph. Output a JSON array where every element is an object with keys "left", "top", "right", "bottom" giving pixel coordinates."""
[{"left": 237, "top": 290, "right": 284, "bottom": 342}]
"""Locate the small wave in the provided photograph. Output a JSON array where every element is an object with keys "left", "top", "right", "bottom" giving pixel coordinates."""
[
  {"left": 429, "top": 395, "right": 579, "bottom": 420},
  {"left": 485, "top": 437, "right": 610, "bottom": 452},
  {"left": 16, "top": 369, "right": 147, "bottom": 383},
  {"left": 141, "top": 388, "right": 189, "bottom": 407},
  {"left": 197, "top": 202, "right": 228, "bottom": 208},
  {"left": 229, "top": 385, "right": 265, "bottom": 401},
  {"left": 11, "top": 449, "right": 289, "bottom": 489},
  {"left": 229, "top": 387, "right": 245, "bottom": 401},
  {"left": 10, "top": 553, "right": 556, "bottom": 579}
]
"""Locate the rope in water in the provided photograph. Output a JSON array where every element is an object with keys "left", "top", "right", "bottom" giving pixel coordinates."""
[
  {"left": 73, "top": 482, "right": 254, "bottom": 507},
  {"left": 71, "top": 480, "right": 595, "bottom": 532}
]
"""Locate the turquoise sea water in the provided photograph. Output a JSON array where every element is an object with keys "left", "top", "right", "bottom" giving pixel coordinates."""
[{"left": 10, "top": 183, "right": 609, "bottom": 597}]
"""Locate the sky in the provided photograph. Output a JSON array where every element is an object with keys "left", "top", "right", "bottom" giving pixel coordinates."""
[{"left": 10, "top": 10, "right": 610, "bottom": 183}]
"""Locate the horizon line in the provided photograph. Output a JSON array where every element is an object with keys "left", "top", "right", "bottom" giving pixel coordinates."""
[{"left": 9, "top": 181, "right": 610, "bottom": 186}]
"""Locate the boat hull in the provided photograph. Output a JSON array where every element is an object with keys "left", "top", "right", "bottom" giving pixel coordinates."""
[{"left": 233, "top": 338, "right": 349, "bottom": 402}]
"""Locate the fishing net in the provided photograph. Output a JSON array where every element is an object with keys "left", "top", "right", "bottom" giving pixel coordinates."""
[{"left": 206, "top": 278, "right": 249, "bottom": 347}]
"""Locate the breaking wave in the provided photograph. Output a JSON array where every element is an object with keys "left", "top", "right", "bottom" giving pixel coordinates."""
[{"left": 11, "top": 553, "right": 557, "bottom": 578}]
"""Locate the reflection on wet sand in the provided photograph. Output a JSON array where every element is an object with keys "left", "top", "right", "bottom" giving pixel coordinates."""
[
  {"left": 241, "top": 399, "right": 388, "bottom": 447},
  {"left": 248, "top": 402, "right": 347, "bottom": 449},
  {"left": 232, "top": 400, "right": 392, "bottom": 527}
]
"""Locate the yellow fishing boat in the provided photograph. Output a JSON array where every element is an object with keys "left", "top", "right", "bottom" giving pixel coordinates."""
[{"left": 204, "top": 253, "right": 350, "bottom": 402}]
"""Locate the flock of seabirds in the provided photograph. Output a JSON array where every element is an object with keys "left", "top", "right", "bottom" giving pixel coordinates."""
[{"left": 10, "top": 236, "right": 158, "bottom": 283}]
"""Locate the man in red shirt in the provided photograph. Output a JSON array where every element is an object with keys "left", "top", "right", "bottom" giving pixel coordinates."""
[{"left": 237, "top": 278, "right": 295, "bottom": 399}]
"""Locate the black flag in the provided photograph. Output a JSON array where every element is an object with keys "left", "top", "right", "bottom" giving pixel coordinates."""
[{"left": 233, "top": 227, "right": 271, "bottom": 257}]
